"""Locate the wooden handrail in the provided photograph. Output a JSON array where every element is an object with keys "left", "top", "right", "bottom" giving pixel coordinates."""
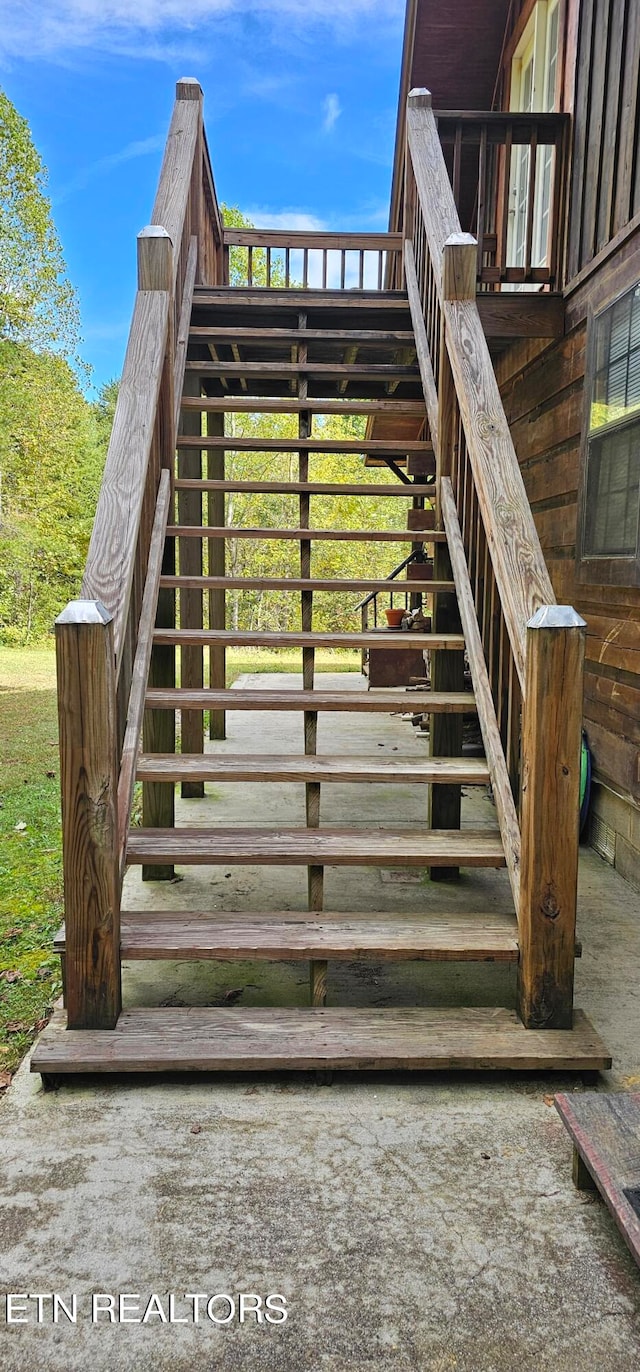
[
  {"left": 406, "top": 89, "right": 555, "bottom": 690},
  {"left": 223, "top": 230, "right": 402, "bottom": 250}
]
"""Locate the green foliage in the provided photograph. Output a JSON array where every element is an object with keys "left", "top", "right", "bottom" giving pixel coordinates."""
[
  {"left": 222, "top": 203, "right": 286, "bottom": 287},
  {"left": 0, "top": 89, "right": 80, "bottom": 356},
  {"left": 0, "top": 348, "right": 111, "bottom": 640}
]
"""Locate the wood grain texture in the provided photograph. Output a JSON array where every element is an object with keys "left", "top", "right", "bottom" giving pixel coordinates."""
[
  {"left": 180, "top": 397, "right": 426, "bottom": 415},
  {"left": 443, "top": 299, "right": 556, "bottom": 689},
  {"left": 54, "top": 603, "right": 121, "bottom": 1029},
  {"left": 193, "top": 287, "right": 410, "bottom": 309},
  {"left": 125, "top": 826, "right": 506, "bottom": 868},
  {"left": 517, "top": 609, "right": 586, "bottom": 1029},
  {"left": 223, "top": 229, "right": 402, "bottom": 250},
  {"left": 81, "top": 292, "right": 169, "bottom": 667},
  {"left": 555, "top": 1093, "right": 640, "bottom": 1263},
  {"left": 175, "top": 436, "right": 428, "bottom": 453},
  {"left": 153, "top": 628, "right": 462, "bottom": 651},
  {"left": 159, "top": 576, "right": 449, "bottom": 594},
  {"left": 166, "top": 526, "right": 445, "bottom": 544},
  {"left": 145, "top": 688, "right": 474, "bottom": 713},
  {"left": 441, "top": 478, "right": 521, "bottom": 911},
  {"left": 173, "top": 480, "right": 435, "bottom": 497},
  {"left": 31, "top": 1006, "right": 611, "bottom": 1075},
  {"left": 61, "top": 910, "right": 519, "bottom": 961},
  {"left": 117, "top": 471, "right": 171, "bottom": 865},
  {"left": 404, "top": 242, "right": 440, "bottom": 458},
  {"left": 135, "top": 753, "right": 490, "bottom": 784},
  {"left": 150, "top": 94, "right": 200, "bottom": 287}
]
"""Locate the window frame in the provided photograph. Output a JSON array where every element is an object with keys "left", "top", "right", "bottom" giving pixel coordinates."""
[
  {"left": 507, "top": 0, "right": 562, "bottom": 275},
  {"left": 577, "top": 285, "right": 640, "bottom": 588}
]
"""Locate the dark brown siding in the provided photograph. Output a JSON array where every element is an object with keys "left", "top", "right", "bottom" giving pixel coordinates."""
[
  {"left": 568, "top": 0, "right": 640, "bottom": 279},
  {"left": 496, "top": 321, "right": 640, "bottom": 804}
]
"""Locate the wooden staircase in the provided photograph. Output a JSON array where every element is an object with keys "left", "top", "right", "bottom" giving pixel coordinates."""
[{"left": 32, "top": 80, "right": 610, "bottom": 1081}]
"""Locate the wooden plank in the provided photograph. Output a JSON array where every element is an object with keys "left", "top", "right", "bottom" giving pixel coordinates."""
[
  {"left": 555, "top": 1093, "right": 640, "bottom": 1264},
  {"left": 193, "top": 288, "right": 410, "bottom": 307},
  {"left": 222, "top": 230, "right": 403, "bottom": 250},
  {"left": 145, "top": 688, "right": 474, "bottom": 713},
  {"left": 476, "top": 293, "right": 565, "bottom": 339},
  {"left": 151, "top": 87, "right": 200, "bottom": 287},
  {"left": 175, "top": 436, "right": 429, "bottom": 453},
  {"left": 166, "top": 526, "right": 446, "bottom": 544},
  {"left": 403, "top": 241, "right": 440, "bottom": 452},
  {"left": 180, "top": 397, "right": 426, "bottom": 415},
  {"left": 517, "top": 607, "right": 586, "bottom": 1029},
  {"left": 173, "top": 480, "right": 436, "bottom": 497},
  {"left": 153, "top": 628, "right": 463, "bottom": 651},
  {"left": 135, "top": 753, "right": 490, "bottom": 784},
  {"left": 57, "top": 910, "right": 518, "bottom": 962},
  {"left": 185, "top": 361, "right": 419, "bottom": 379},
  {"left": 443, "top": 299, "right": 556, "bottom": 688},
  {"left": 206, "top": 409, "right": 226, "bottom": 740},
  {"left": 117, "top": 472, "right": 171, "bottom": 865},
  {"left": 54, "top": 602, "right": 121, "bottom": 1029},
  {"left": 31, "top": 1006, "right": 611, "bottom": 1075},
  {"left": 126, "top": 827, "right": 505, "bottom": 868},
  {"left": 189, "top": 327, "right": 415, "bottom": 343},
  {"left": 441, "top": 478, "right": 521, "bottom": 911},
  {"left": 178, "top": 375, "right": 204, "bottom": 795},
  {"left": 613, "top": 3, "right": 640, "bottom": 234},
  {"left": 159, "top": 576, "right": 450, "bottom": 594},
  {"left": 81, "top": 292, "right": 169, "bottom": 667}
]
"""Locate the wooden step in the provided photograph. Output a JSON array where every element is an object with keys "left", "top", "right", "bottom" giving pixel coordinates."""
[
  {"left": 555, "top": 1093, "right": 640, "bottom": 1262},
  {"left": 152, "top": 629, "right": 463, "bottom": 651},
  {"left": 179, "top": 397, "right": 426, "bottom": 415},
  {"left": 54, "top": 910, "right": 518, "bottom": 962},
  {"left": 189, "top": 327, "right": 416, "bottom": 344},
  {"left": 31, "top": 1006, "right": 612, "bottom": 1075},
  {"left": 192, "top": 288, "right": 411, "bottom": 310},
  {"left": 135, "top": 753, "right": 490, "bottom": 785},
  {"left": 145, "top": 688, "right": 474, "bottom": 713},
  {"left": 126, "top": 827, "right": 505, "bottom": 868},
  {"left": 166, "top": 526, "right": 445, "bottom": 543},
  {"left": 173, "top": 480, "right": 436, "bottom": 497},
  {"left": 175, "top": 436, "right": 427, "bottom": 453},
  {"left": 185, "top": 361, "right": 419, "bottom": 380},
  {"left": 158, "top": 576, "right": 448, "bottom": 594}
]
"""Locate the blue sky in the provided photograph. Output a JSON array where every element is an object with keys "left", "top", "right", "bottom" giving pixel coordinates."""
[{"left": 0, "top": 1, "right": 406, "bottom": 394}]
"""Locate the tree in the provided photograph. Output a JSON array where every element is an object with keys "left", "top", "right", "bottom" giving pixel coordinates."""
[{"left": 0, "top": 89, "right": 80, "bottom": 356}]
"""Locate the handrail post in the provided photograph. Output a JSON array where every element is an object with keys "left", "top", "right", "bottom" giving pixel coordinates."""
[
  {"left": 428, "top": 234, "right": 476, "bottom": 880},
  {"left": 517, "top": 607, "right": 586, "bottom": 1029},
  {"left": 55, "top": 601, "right": 121, "bottom": 1028},
  {"left": 137, "top": 227, "right": 177, "bottom": 878}
]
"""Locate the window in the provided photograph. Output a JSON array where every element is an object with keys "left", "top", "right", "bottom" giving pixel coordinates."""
[
  {"left": 508, "top": 0, "right": 560, "bottom": 273},
  {"left": 579, "top": 283, "right": 640, "bottom": 582}
]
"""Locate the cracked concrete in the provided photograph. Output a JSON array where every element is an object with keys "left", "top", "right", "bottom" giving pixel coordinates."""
[{"left": 1, "top": 673, "right": 639, "bottom": 1371}]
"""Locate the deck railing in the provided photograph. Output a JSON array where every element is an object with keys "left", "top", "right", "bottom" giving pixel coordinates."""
[
  {"left": 54, "top": 80, "right": 223, "bottom": 1029},
  {"left": 404, "top": 89, "right": 585, "bottom": 1030},
  {"left": 223, "top": 229, "right": 403, "bottom": 291},
  {"left": 434, "top": 111, "right": 570, "bottom": 289}
]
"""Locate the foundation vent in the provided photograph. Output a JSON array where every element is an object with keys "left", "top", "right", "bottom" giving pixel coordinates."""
[{"left": 590, "top": 813, "right": 616, "bottom": 865}]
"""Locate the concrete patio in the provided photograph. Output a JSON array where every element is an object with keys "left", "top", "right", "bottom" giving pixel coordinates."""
[{"left": 1, "top": 675, "right": 639, "bottom": 1371}]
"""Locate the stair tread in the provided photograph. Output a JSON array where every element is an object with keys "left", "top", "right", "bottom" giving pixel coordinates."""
[
  {"left": 186, "top": 361, "right": 419, "bottom": 377},
  {"left": 189, "top": 326, "right": 416, "bottom": 343},
  {"left": 192, "top": 288, "right": 411, "bottom": 308},
  {"left": 126, "top": 827, "right": 506, "bottom": 867},
  {"left": 153, "top": 629, "right": 462, "bottom": 650},
  {"left": 158, "top": 577, "right": 449, "bottom": 594},
  {"left": 144, "top": 689, "right": 474, "bottom": 712},
  {"left": 166, "top": 526, "right": 446, "bottom": 542},
  {"left": 55, "top": 910, "right": 518, "bottom": 961},
  {"left": 173, "top": 480, "right": 435, "bottom": 496},
  {"left": 31, "top": 1006, "right": 612, "bottom": 1074},
  {"left": 136, "top": 753, "right": 490, "bottom": 784},
  {"left": 175, "top": 436, "right": 427, "bottom": 452},
  {"left": 179, "top": 397, "right": 426, "bottom": 414}
]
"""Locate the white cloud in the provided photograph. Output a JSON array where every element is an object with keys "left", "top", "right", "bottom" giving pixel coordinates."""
[
  {"left": 244, "top": 208, "right": 328, "bottom": 232},
  {"left": 322, "top": 92, "right": 341, "bottom": 133},
  {"left": 54, "top": 134, "right": 165, "bottom": 203},
  {"left": 0, "top": 1, "right": 404, "bottom": 61}
]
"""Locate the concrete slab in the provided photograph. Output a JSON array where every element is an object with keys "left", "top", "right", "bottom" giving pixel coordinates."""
[{"left": 2, "top": 673, "right": 640, "bottom": 1371}]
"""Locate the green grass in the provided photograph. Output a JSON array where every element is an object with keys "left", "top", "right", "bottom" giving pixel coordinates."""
[{"left": 0, "top": 644, "right": 361, "bottom": 1078}]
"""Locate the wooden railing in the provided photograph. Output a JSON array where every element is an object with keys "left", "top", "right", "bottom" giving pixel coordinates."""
[
  {"left": 434, "top": 111, "right": 570, "bottom": 289},
  {"left": 223, "top": 229, "right": 403, "bottom": 291},
  {"left": 54, "top": 79, "right": 224, "bottom": 1029},
  {"left": 404, "top": 89, "right": 585, "bottom": 1030}
]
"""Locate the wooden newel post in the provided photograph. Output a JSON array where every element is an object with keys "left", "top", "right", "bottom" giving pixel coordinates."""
[
  {"left": 55, "top": 601, "right": 122, "bottom": 1029},
  {"left": 429, "top": 234, "right": 475, "bottom": 879},
  {"left": 517, "top": 606, "right": 586, "bottom": 1029}
]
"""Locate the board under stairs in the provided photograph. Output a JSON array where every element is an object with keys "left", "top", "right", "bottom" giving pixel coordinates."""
[{"left": 33, "top": 281, "right": 609, "bottom": 1080}]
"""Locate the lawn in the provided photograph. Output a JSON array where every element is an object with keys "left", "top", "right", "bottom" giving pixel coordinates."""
[{"left": 0, "top": 644, "right": 360, "bottom": 1084}]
